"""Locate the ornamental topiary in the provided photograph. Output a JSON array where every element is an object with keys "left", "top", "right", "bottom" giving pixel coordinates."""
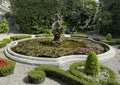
[
  {"left": 106, "top": 33, "right": 112, "bottom": 41},
  {"left": 84, "top": 51, "right": 100, "bottom": 75},
  {"left": 28, "top": 70, "right": 46, "bottom": 84}
]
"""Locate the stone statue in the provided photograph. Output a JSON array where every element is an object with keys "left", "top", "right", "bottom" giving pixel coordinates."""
[{"left": 52, "top": 14, "right": 63, "bottom": 44}]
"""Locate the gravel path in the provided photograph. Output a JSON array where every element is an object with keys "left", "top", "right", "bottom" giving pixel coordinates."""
[
  {"left": 0, "top": 33, "right": 120, "bottom": 85},
  {"left": 101, "top": 47, "right": 120, "bottom": 83}
]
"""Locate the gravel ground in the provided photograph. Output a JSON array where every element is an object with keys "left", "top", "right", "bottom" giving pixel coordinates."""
[{"left": 0, "top": 33, "right": 120, "bottom": 85}]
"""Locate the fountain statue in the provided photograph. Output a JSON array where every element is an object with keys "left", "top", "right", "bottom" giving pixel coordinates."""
[{"left": 52, "top": 14, "right": 63, "bottom": 45}]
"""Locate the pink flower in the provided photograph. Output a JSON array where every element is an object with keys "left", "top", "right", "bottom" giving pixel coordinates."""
[{"left": 0, "top": 59, "right": 8, "bottom": 67}]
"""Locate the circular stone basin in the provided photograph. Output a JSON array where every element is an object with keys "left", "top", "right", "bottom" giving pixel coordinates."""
[{"left": 4, "top": 37, "right": 116, "bottom": 66}]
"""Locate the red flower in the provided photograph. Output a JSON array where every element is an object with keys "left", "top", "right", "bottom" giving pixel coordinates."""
[{"left": 0, "top": 59, "right": 8, "bottom": 67}]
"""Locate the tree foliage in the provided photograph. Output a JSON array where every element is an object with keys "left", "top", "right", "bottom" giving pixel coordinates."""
[
  {"left": 10, "top": 0, "right": 60, "bottom": 34},
  {"left": 98, "top": 0, "right": 120, "bottom": 37},
  {"left": 62, "top": 0, "right": 98, "bottom": 32},
  {"left": 10, "top": 0, "right": 98, "bottom": 34}
]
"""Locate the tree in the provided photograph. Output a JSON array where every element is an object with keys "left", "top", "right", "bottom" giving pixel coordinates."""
[
  {"left": 10, "top": 0, "right": 98, "bottom": 34},
  {"left": 61, "top": 0, "right": 98, "bottom": 32},
  {"left": 98, "top": 0, "right": 120, "bottom": 37},
  {"left": 10, "top": 0, "right": 60, "bottom": 34}
]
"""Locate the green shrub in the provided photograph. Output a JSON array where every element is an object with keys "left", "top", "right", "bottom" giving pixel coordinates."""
[
  {"left": 28, "top": 66, "right": 91, "bottom": 85},
  {"left": 69, "top": 62, "right": 97, "bottom": 83},
  {"left": 71, "top": 34, "right": 88, "bottom": 38},
  {"left": 115, "top": 40, "right": 120, "bottom": 44},
  {"left": 28, "top": 70, "right": 46, "bottom": 84},
  {"left": 70, "top": 62, "right": 118, "bottom": 85},
  {"left": 28, "top": 62, "right": 118, "bottom": 85},
  {"left": 0, "top": 58, "right": 16, "bottom": 76},
  {"left": 2, "top": 38, "right": 12, "bottom": 43},
  {"left": 106, "top": 33, "right": 112, "bottom": 41},
  {"left": 0, "top": 41, "right": 7, "bottom": 48},
  {"left": 35, "top": 34, "right": 53, "bottom": 37},
  {"left": 0, "top": 18, "right": 9, "bottom": 33},
  {"left": 102, "top": 40, "right": 116, "bottom": 45},
  {"left": 0, "top": 38, "right": 12, "bottom": 48},
  {"left": 100, "top": 66, "right": 117, "bottom": 85},
  {"left": 118, "top": 45, "right": 120, "bottom": 49},
  {"left": 92, "top": 37, "right": 102, "bottom": 41},
  {"left": 84, "top": 51, "right": 100, "bottom": 75},
  {"left": 10, "top": 35, "right": 31, "bottom": 40}
]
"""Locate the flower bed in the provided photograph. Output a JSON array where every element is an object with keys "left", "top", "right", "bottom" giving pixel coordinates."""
[
  {"left": 0, "top": 59, "right": 8, "bottom": 67},
  {"left": 0, "top": 58, "right": 15, "bottom": 76},
  {"left": 11, "top": 38, "right": 106, "bottom": 58}
]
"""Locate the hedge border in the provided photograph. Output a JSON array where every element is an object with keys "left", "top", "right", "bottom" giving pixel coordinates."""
[
  {"left": 28, "top": 62, "right": 119, "bottom": 85},
  {"left": 71, "top": 34, "right": 88, "bottom": 38},
  {"left": 70, "top": 62, "right": 117, "bottom": 85},
  {"left": 10, "top": 35, "right": 31, "bottom": 40},
  {"left": 0, "top": 57, "right": 16, "bottom": 76},
  {"left": 0, "top": 38, "right": 12, "bottom": 48},
  {"left": 92, "top": 37, "right": 120, "bottom": 45}
]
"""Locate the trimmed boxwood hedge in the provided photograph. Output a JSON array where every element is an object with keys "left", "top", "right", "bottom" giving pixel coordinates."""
[
  {"left": 71, "top": 34, "right": 88, "bottom": 38},
  {"left": 10, "top": 35, "right": 31, "bottom": 40},
  {"left": 93, "top": 37, "right": 120, "bottom": 45},
  {"left": 118, "top": 45, "right": 120, "bottom": 49},
  {"left": 0, "top": 41, "right": 6, "bottom": 48},
  {"left": 28, "top": 66, "right": 92, "bottom": 85},
  {"left": 70, "top": 62, "right": 117, "bottom": 85},
  {"left": 2, "top": 38, "right": 12, "bottom": 43},
  {"left": 35, "top": 34, "right": 53, "bottom": 37},
  {"left": 92, "top": 37, "right": 102, "bottom": 41},
  {"left": 0, "top": 58, "right": 16, "bottom": 76},
  {"left": 0, "top": 38, "right": 12, "bottom": 48},
  {"left": 28, "top": 70, "right": 46, "bottom": 84},
  {"left": 102, "top": 40, "right": 116, "bottom": 45},
  {"left": 28, "top": 61, "right": 119, "bottom": 85},
  {"left": 116, "top": 40, "right": 120, "bottom": 44}
]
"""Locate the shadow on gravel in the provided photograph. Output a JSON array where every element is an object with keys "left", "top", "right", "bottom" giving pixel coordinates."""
[
  {"left": 23, "top": 76, "right": 67, "bottom": 85},
  {"left": 23, "top": 76, "right": 30, "bottom": 84}
]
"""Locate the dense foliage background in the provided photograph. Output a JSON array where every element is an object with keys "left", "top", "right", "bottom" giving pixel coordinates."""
[
  {"left": 98, "top": 0, "right": 120, "bottom": 37},
  {"left": 10, "top": 0, "right": 98, "bottom": 34},
  {"left": 10, "top": 0, "right": 120, "bottom": 37}
]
